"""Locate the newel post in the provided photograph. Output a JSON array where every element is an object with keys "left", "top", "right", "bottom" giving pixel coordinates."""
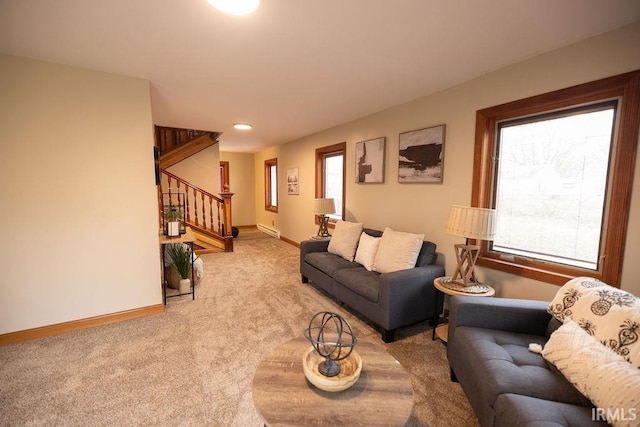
[{"left": 220, "top": 184, "right": 234, "bottom": 252}]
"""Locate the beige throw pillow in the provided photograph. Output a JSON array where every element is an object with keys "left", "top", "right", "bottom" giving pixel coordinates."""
[
  {"left": 372, "top": 227, "right": 424, "bottom": 273},
  {"left": 354, "top": 232, "right": 381, "bottom": 271},
  {"left": 327, "top": 221, "right": 363, "bottom": 262},
  {"left": 542, "top": 319, "right": 640, "bottom": 427}
]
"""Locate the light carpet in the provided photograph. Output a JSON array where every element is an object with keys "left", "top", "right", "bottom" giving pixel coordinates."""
[{"left": 0, "top": 234, "right": 478, "bottom": 426}]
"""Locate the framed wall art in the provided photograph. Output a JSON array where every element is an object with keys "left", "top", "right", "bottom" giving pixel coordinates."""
[
  {"left": 355, "top": 137, "right": 386, "bottom": 183},
  {"left": 398, "top": 124, "right": 445, "bottom": 183},
  {"left": 287, "top": 168, "right": 299, "bottom": 195}
]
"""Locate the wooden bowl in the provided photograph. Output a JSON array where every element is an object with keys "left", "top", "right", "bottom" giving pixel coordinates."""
[{"left": 302, "top": 346, "right": 362, "bottom": 392}]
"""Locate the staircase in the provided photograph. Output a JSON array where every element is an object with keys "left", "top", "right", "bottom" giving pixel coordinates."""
[{"left": 156, "top": 126, "right": 233, "bottom": 253}]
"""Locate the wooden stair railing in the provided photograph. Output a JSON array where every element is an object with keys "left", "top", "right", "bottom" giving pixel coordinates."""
[
  {"left": 156, "top": 129, "right": 222, "bottom": 169},
  {"left": 159, "top": 169, "right": 234, "bottom": 252},
  {"left": 156, "top": 127, "right": 214, "bottom": 153}
]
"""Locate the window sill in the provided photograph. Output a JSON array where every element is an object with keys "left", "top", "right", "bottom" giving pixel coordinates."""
[{"left": 477, "top": 255, "right": 608, "bottom": 287}]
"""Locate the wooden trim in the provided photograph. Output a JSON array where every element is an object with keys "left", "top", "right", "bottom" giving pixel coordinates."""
[
  {"left": 279, "top": 235, "right": 300, "bottom": 248},
  {"left": 159, "top": 133, "right": 219, "bottom": 169},
  {"left": 0, "top": 304, "right": 164, "bottom": 346},
  {"left": 220, "top": 161, "right": 230, "bottom": 192},
  {"left": 315, "top": 142, "right": 346, "bottom": 221},
  {"left": 471, "top": 70, "right": 640, "bottom": 287},
  {"left": 264, "top": 158, "right": 278, "bottom": 212}
]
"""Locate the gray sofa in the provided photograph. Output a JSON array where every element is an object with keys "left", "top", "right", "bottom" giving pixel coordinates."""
[
  {"left": 300, "top": 228, "right": 444, "bottom": 342},
  {"left": 447, "top": 296, "right": 606, "bottom": 427}
]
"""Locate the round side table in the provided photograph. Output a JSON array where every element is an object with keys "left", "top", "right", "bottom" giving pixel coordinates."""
[{"left": 432, "top": 277, "right": 495, "bottom": 342}]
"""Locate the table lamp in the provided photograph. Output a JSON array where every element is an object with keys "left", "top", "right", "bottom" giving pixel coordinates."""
[
  {"left": 445, "top": 205, "right": 496, "bottom": 287},
  {"left": 314, "top": 198, "right": 335, "bottom": 238}
]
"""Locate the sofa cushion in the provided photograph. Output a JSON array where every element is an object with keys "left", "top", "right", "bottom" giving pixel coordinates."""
[
  {"left": 327, "top": 220, "right": 363, "bottom": 262},
  {"left": 494, "top": 394, "right": 606, "bottom": 427},
  {"left": 453, "top": 326, "right": 593, "bottom": 408},
  {"left": 542, "top": 319, "right": 640, "bottom": 425},
  {"left": 363, "top": 228, "right": 383, "bottom": 238},
  {"left": 415, "top": 240, "right": 438, "bottom": 267},
  {"left": 304, "top": 252, "right": 356, "bottom": 277},
  {"left": 372, "top": 227, "right": 424, "bottom": 273},
  {"left": 354, "top": 232, "right": 381, "bottom": 271},
  {"left": 333, "top": 267, "right": 381, "bottom": 303}
]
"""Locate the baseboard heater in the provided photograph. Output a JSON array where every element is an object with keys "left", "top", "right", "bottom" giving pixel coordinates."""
[{"left": 257, "top": 223, "right": 281, "bottom": 239}]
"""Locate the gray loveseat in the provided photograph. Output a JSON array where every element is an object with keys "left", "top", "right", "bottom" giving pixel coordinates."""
[
  {"left": 300, "top": 228, "right": 444, "bottom": 342},
  {"left": 447, "top": 296, "right": 606, "bottom": 427}
]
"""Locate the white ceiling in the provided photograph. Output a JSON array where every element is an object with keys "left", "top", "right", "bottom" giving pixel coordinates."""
[{"left": 1, "top": 1, "right": 640, "bottom": 152}]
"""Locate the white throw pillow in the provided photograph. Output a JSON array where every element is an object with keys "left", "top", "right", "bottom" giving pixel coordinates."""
[
  {"left": 372, "top": 227, "right": 424, "bottom": 273},
  {"left": 542, "top": 319, "right": 640, "bottom": 427},
  {"left": 547, "top": 277, "right": 640, "bottom": 367},
  {"left": 354, "top": 232, "right": 381, "bottom": 271},
  {"left": 327, "top": 221, "right": 363, "bottom": 262}
]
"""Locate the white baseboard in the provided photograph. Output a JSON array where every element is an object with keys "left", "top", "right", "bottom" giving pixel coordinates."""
[{"left": 257, "top": 223, "right": 281, "bottom": 238}]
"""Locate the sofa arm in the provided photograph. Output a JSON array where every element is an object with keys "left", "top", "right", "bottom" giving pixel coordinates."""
[
  {"left": 378, "top": 264, "right": 445, "bottom": 329},
  {"left": 448, "top": 296, "right": 551, "bottom": 344},
  {"left": 299, "top": 238, "right": 331, "bottom": 271}
]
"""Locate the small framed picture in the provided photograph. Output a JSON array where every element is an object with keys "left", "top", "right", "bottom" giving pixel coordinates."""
[
  {"left": 287, "top": 168, "right": 299, "bottom": 195},
  {"left": 398, "top": 124, "right": 445, "bottom": 183},
  {"left": 355, "top": 137, "right": 386, "bottom": 183}
]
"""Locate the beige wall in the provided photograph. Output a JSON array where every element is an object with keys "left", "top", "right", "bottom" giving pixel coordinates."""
[
  {"left": 167, "top": 144, "right": 221, "bottom": 197},
  {"left": 254, "top": 21, "right": 640, "bottom": 300},
  {"left": 168, "top": 149, "right": 257, "bottom": 229},
  {"left": 220, "top": 151, "right": 256, "bottom": 227},
  {"left": 0, "top": 55, "right": 161, "bottom": 334},
  {"left": 165, "top": 145, "right": 222, "bottom": 232}
]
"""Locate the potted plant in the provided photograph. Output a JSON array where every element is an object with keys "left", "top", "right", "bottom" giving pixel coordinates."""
[
  {"left": 166, "top": 243, "right": 197, "bottom": 294},
  {"left": 164, "top": 206, "right": 183, "bottom": 237}
]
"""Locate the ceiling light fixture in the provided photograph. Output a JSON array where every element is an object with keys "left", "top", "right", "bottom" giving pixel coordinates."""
[
  {"left": 208, "top": 0, "right": 260, "bottom": 16},
  {"left": 233, "top": 123, "right": 252, "bottom": 130}
]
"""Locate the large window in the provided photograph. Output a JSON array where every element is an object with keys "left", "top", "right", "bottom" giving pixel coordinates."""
[
  {"left": 494, "top": 103, "right": 615, "bottom": 270},
  {"left": 472, "top": 70, "right": 640, "bottom": 287},
  {"left": 265, "top": 158, "right": 277, "bottom": 212},
  {"left": 316, "top": 142, "right": 346, "bottom": 221}
]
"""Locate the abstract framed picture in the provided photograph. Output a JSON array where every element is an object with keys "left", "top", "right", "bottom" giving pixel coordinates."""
[
  {"left": 398, "top": 124, "right": 445, "bottom": 183},
  {"left": 355, "top": 137, "right": 386, "bottom": 183},
  {"left": 287, "top": 168, "right": 299, "bottom": 195}
]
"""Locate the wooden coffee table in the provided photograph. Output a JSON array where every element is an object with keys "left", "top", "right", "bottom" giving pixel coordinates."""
[{"left": 252, "top": 337, "right": 414, "bottom": 426}]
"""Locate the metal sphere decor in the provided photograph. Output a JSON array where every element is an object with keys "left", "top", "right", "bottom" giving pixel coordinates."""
[{"left": 303, "top": 311, "right": 357, "bottom": 377}]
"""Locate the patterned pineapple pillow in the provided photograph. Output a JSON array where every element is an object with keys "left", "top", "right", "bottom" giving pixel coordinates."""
[{"left": 548, "top": 277, "right": 640, "bottom": 368}]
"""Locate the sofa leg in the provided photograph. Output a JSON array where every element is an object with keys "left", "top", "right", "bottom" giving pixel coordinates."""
[
  {"left": 382, "top": 328, "right": 396, "bottom": 343},
  {"left": 301, "top": 274, "right": 308, "bottom": 283},
  {"left": 450, "top": 367, "right": 458, "bottom": 383}
]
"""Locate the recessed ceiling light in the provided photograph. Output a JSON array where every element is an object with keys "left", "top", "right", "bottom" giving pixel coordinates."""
[
  {"left": 233, "top": 123, "right": 252, "bottom": 130},
  {"left": 208, "top": 0, "right": 260, "bottom": 16}
]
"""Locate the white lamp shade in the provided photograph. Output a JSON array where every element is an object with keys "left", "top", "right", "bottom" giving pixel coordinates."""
[
  {"left": 445, "top": 205, "right": 496, "bottom": 240},
  {"left": 314, "top": 198, "right": 335, "bottom": 215}
]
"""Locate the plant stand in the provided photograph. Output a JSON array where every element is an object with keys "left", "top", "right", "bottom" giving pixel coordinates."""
[{"left": 159, "top": 227, "right": 196, "bottom": 305}]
